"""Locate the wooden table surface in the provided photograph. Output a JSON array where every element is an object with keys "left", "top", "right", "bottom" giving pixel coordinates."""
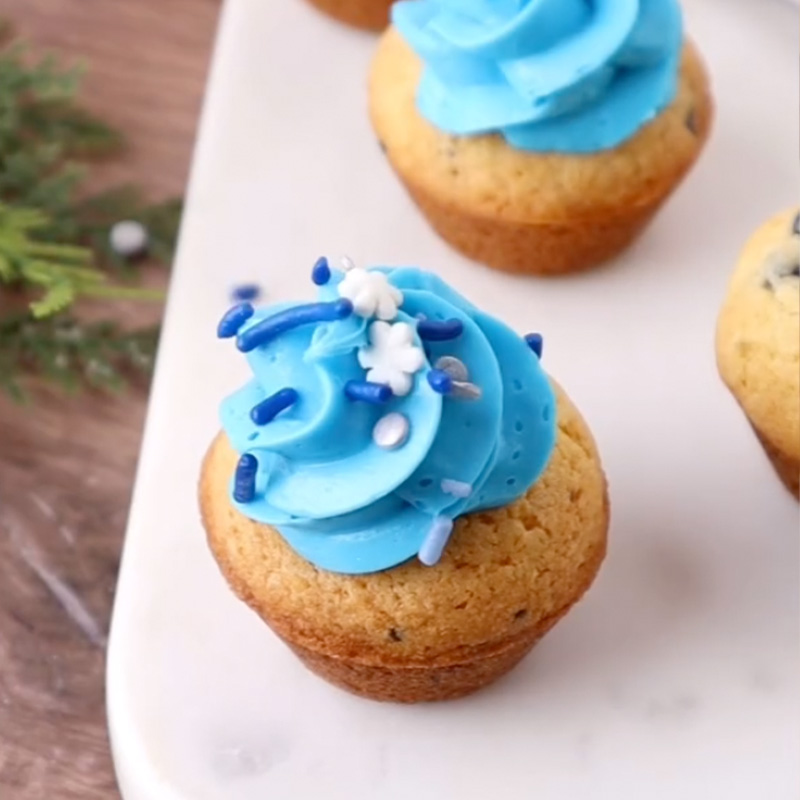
[{"left": 0, "top": 2, "right": 219, "bottom": 797}]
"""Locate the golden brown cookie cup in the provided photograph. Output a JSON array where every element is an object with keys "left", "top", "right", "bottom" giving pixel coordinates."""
[
  {"left": 369, "top": 30, "right": 713, "bottom": 276},
  {"left": 200, "top": 384, "right": 608, "bottom": 703},
  {"left": 716, "top": 209, "right": 800, "bottom": 500},
  {"left": 304, "top": 0, "right": 393, "bottom": 31}
]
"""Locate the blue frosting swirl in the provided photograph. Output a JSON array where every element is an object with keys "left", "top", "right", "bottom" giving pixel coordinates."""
[
  {"left": 219, "top": 267, "right": 556, "bottom": 574},
  {"left": 392, "top": 0, "right": 684, "bottom": 153}
]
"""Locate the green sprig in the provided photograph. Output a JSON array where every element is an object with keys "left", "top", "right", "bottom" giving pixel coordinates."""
[
  {"left": 0, "top": 313, "right": 159, "bottom": 402},
  {"left": 0, "top": 19, "right": 181, "bottom": 401}
]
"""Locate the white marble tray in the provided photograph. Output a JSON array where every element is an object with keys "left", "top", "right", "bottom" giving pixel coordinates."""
[{"left": 107, "top": 1, "right": 800, "bottom": 797}]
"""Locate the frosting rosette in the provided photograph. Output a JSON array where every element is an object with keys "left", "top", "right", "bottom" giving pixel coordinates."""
[
  {"left": 392, "top": 0, "right": 684, "bottom": 153},
  {"left": 218, "top": 263, "right": 555, "bottom": 574}
]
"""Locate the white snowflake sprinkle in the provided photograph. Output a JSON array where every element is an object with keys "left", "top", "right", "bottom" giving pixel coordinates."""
[
  {"left": 338, "top": 268, "right": 403, "bottom": 320},
  {"left": 358, "top": 321, "right": 425, "bottom": 396}
]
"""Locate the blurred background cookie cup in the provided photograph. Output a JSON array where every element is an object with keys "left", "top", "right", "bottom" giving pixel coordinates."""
[{"left": 304, "top": 0, "right": 394, "bottom": 31}]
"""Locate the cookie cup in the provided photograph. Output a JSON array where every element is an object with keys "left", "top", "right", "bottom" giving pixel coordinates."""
[
  {"left": 369, "top": 29, "right": 713, "bottom": 276},
  {"left": 200, "top": 383, "right": 608, "bottom": 702},
  {"left": 716, "top": 209, "right": 800, "bottom": 498},
  {"left": 305, "top": 0, "right": 393, "bottom": 31}
]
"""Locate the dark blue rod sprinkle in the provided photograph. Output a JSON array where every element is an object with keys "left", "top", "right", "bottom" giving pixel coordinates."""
[
  {"left": 417, "top": 318, "right": 464, "bottom": 341},
  {"left": 344, "top": 380, "right": 393, "bottom": 404},
  {"left": 524, "top": 333, "right": 543, "bottom": 359},
  {"left": 427, "top": 369, "right": 453, "bottom": 394},
  {"left": 233, "top": 453, "right": 258, "bottom": 503},
  {"left": 217, "top": 302, "right": 254, "bottom": 339},
  {"left": 250, "top": 388, "right": 299, "bottom": 425},
  {"left": 237, "top": 300, "right": 353, "bottom": 352},
  {"left": 311, "top": 256, "right": 331, "bottom": 286},
  {"left": 231, "top": 283, "right": 261, "bottom": 302}
]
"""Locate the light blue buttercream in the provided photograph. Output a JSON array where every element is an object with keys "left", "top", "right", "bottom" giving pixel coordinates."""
[
  {"left": 220, "top": 268, "right": 556, "bottom": 574},
  {"left": 392, "top": 0, "right": 683, "bottom": 153}
]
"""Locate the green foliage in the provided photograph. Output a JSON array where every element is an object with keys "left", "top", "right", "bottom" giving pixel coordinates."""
[
  {"left": 0, "top": 313, "right": 158, "bottom": 402},
  {"left": 0, "top": 19, "right": 181, "bottom": 401},
  {"left": 0, "top": 202, "right": 163, "bottom": 317},
  {"left": 72, "top": 187, "right": 183, "bottom": 274},
  {"left": 1, "top": 203, "right": 99, "bottom": 317}
]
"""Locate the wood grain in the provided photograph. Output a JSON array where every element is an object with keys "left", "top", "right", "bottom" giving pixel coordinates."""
[{"left": 0, "top": 2, "right": 219, "bottom": 797}]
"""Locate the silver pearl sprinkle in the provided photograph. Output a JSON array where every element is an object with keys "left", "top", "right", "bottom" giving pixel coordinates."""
[
  {"left": 373, "top": 412, "right": 410, "bottom": 450},
  {"left": 109, "top": 220, "right": 149, "bottom": 259},
  {"left": 434, "top": 355, "right": 469, "bottom": 382},
  {"left": 451, "top": 381, "right": 482, "bottom": 400},
  {"left": 434, "top": 355, "right": 481, "bottom": 400}
]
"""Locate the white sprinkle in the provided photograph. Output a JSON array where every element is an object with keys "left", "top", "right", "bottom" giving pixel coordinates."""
[
  {"left": 340, "top": 255, "right": 356, "bottom": 272},
  {"left": 441, "top": 479, "right": 472, "bottom": 499},
  {"left": 109, "top": 220, "right": 149, "bottom": 259},
  {"left": 418, "top": 516, "right": 454, "bottom": 566},
  {"left": 372, "top": 412, "right": 410, "bottom": 450}
]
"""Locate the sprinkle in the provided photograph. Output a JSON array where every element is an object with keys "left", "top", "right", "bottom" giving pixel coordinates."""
[
  {"left": 417, "top": 318, "right": 464, "bottom": 341},
  {"left": 109, "top": 220, "right": 149, "bottom": 259},
  {"left": 230, "top": 284, "right": 261, "bottom": 302},
  {"left": 434, "top": 355, "right": 468, "bottom": 382},
  {"left": 338, "top": 268, "right": 404, "bottom": 320},
  {"left": 311, "top": 256, "right": 331, "bottom": 286},
  {"left": 233, "top": 454, "right": 258, "bottom": 503},
  {"left": 250, "top": 388, "right": 299, "bottom": 425},
  {"left": 451, "top": 381, "right": 482, "bottom": 401},
  {"left": 341, "top": 255, "right": 356, "bottom": 272},
  {"left": 358, "top": 321, "right": 424, "bottom": 395},
  {"left": 237, "top": 300, "right": 353, "bottom": 352},
  {"left": 524, "top": 333, "right": 543, "bottom": 359},
  {"left": 434, "top": 356, "right": 480, "bottom": 400},
  {"left": 418, "top": 516, "right": 454, "bottom": 566},
  {"left": 344, "top": 380, "right": 393, "bottom": 404},
  {"left": 441, "top": 479, "right": 472, "bottom": 499},
  {"left": 372, "top": 412, "right": 410, "bottom": 450},
  {"left": 427, "top": 369, "right": 453, "bottom": 394},
  {"left": 217, "top": 303, "right": 254, "bottom": 338}
]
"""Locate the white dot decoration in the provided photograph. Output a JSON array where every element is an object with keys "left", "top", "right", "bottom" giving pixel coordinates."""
[
  {"left": 109, "top": 220, "right": 149, "bottom": 259},
  {"left": 372, "top": 412, "right": 410, "bottom": 450}
]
